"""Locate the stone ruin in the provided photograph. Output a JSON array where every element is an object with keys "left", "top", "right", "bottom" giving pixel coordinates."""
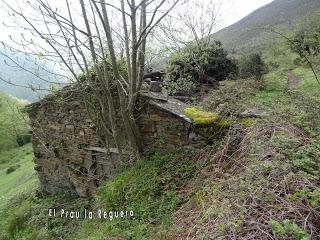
[{"left": 25, "top": 86, "right": 207, "bottom": 197}]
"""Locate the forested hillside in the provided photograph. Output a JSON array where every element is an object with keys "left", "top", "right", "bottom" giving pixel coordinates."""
[
  {"left": 0, "top": 46, "right": 69, "bottom": 102},
  {"left": 213, "top": 0, "right": 320, "bottom": 52}
]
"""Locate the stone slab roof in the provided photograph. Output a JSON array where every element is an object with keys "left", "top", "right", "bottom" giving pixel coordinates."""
[
  {"left": 140, "top": 91, "right": 191, "bottom": 123},
  {"left": 25, "top": 84, "right": 192, "bottom": 123}
]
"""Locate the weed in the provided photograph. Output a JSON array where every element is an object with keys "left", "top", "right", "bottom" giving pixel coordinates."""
[{"left": 269, "top": 219, "right": 309, "bottom": 240}]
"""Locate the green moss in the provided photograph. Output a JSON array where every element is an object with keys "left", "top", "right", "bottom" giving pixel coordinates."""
[
  {"left": 217, "top": 118, "right": 233, "bottom": 127},
  {"left": 239, "top": 117, "right": 255, "bottom": 127},
  {"left": 183, "top": 107, "right": 219, "bottom": 125}
]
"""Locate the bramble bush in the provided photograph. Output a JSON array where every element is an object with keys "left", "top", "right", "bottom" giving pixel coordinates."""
[{"left": 165, "top": 41, "right": 238, "bottom": 95}]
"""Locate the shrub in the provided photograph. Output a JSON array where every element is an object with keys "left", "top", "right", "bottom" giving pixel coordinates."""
[
  {"left": 238, "top": 53, "right": 268, "bottom": 80},
  {"left": 166, "top": 75, "right": 197, "bottom": 96},
  {"left": 5, "top": 199, "right": 32, "bottom": 239},
  {"left": 78, "top": 58, "right": 128, "bottom": 83},
  {"left": 165, "top": 41, "right": 238, "bottom": 95},
  {"left": 16, "top": 134, "right": 31, "bottom": 147},
  {"left": 289, "top": 26, "right": 320, "bottom": 62}
]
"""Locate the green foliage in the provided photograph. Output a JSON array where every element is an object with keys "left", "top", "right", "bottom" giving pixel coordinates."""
[
  {"left": 0, "top": 144, "right": 39, "bottom": 240},
  {"left": 16, "top": 134, "right": 31, "bottom": 147},
  {"left": 289, "top": 142, "right": 320, "bottom": 178},
  {"left": 165, "top": 75, "right": 196, "bottom": 96},
  {"left": 6, "top": 198, "right": 32, "bottom": 239},
  {"left": 292, "top": 188, "right": 320, "bottom": 208},
  {"left": 165, "top": 41, "right": 238, "bottom": 95},
  {"left": 0, "top": 92, "right": 29, "bottom": 151},
  {"left": 78, "top": 58, "right": 127, "bottom": 85},
  {"left": 265, "top": 38, "right": 297, "bottom": 70},
  {"left": 269, "top": 219, "right": 309, "bottom": 240},
  {"left": 0, "top": 192, "right": 84, "bottom": 240},
  {"left": 289, "top": 24, "right": 320, "bottom": 64},
  {"left": 0, "top": 144, "right": 36, "bottom": 209},
  {"left": 238, "top": 53, "right": 268, "bottom": 80},
  {"left": 181, "top": 63, "right": 320, "bottom": 238}
]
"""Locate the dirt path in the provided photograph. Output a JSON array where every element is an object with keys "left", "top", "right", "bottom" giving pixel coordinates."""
[{"left": 287, "top": 71, "right": 301, "bottom": 90}]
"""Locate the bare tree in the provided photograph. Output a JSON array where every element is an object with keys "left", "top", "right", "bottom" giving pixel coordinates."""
[
  {"left": 1, "top": 0, "right": 181, "bottom": 159},
  {"left": 151, "top": 0, "right": 221, "bottom": 55}
]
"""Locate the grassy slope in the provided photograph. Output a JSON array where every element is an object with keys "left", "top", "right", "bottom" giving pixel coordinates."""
[
  {"left": 77, "top": 150, "right": 200, "bottom": 239},
  {"left": 0, "top": 149, "right": 201, "bottom": 239},
  {"left": 1, "top": 46, "right": 320, "bottom": 239},
  {"left": 0, "top": 92, "right": 29, "bottom": 151},
  {"left": 0, "top": 93, "right": 38, "bottom": 238},
  {"left": 2, "top": 65, "right": 319, "bottom": 239},
  {"left": 169, "top": 66, "right": 320, "bottom": 238},
  {"left": 0, "top": 144, "right": 37, "bottom": 210}
]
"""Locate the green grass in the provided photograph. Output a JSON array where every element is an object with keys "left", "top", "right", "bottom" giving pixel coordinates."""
[
  {"left": 294, "top": 67, "right": 320, "bottom": 98},
  {"left": 0, "top": 144, "right": 37, "bottom": 211},
  {"left": 76, "top": 149, "right": 199, "bottom": 239},
  {"left": 0, "top": 93, "right": 38, "bottom": 239},
  {"left": 0, "top": 148, "right": 200, "bottom": 239},
  {"left": 0, "top": 144, "right": 39, "bottom": 240},
  {"left": 0, "top": 92, "right": 29, "bottom": 151},
  {"left": 0, "top": 143, "right": 82, "bottom": 240}
]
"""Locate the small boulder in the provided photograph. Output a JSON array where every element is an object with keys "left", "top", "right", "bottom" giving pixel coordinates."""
[
  {"left": 240, "top": 108, "right": 268, "bottom": 118},
  {"left": 150, "top": 81, "right": 162, "bottom": 92}
]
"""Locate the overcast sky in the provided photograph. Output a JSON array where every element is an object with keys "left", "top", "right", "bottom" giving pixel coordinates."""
[
  {"left": 0, "top": 0, "right": 275, "bottom": 94},
  {"left": 0, "top": 0, "right": 274, "bottom": 42},
  {"left": 218, "top": 0, "right": 273, "bottom": 30}
]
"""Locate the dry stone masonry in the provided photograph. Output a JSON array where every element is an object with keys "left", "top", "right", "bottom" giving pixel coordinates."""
[{"left": 26, "top": 87, "right": 206, "bottom": 197}]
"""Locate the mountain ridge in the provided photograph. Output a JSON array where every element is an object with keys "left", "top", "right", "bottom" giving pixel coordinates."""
[
  {"left": 213, "top": 0, "right": 320, "bottom": 53},
  {"left": 0, "top": 46, "right": 69, "bottom": 102}
]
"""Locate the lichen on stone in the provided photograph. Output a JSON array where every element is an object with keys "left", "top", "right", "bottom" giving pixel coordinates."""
[{"left": 183, "top": 107, "right": 219, "bottom": 125}]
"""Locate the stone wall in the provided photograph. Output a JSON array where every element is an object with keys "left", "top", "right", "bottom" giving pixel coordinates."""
[{"left": 26, "top": 88, "right": 199, "bottom": 197}]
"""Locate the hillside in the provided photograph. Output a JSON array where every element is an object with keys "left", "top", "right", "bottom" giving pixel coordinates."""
[
  {"left": 0, "top": 93, "right": 37, "bottom": 237},
  {"left": 0, "top": 92, "right": 29, "bottom": 151},
  {"left": 213, "top": 0, "right": 320, "bottom": 53},
  {"left": 1, "top": 32, "right": 320, "bottom": 237},
  {"left": 0, "top": 0, "right": 319, "bottom": 239},
  {"left": 0, "top": 144, "right": 36, "bottom": 211},
  {"left": 1, "top": 64, "right": 319, "bottom": 239},
  {"left": 0, "top": 47, "right": 69, "bottom": 102}
]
